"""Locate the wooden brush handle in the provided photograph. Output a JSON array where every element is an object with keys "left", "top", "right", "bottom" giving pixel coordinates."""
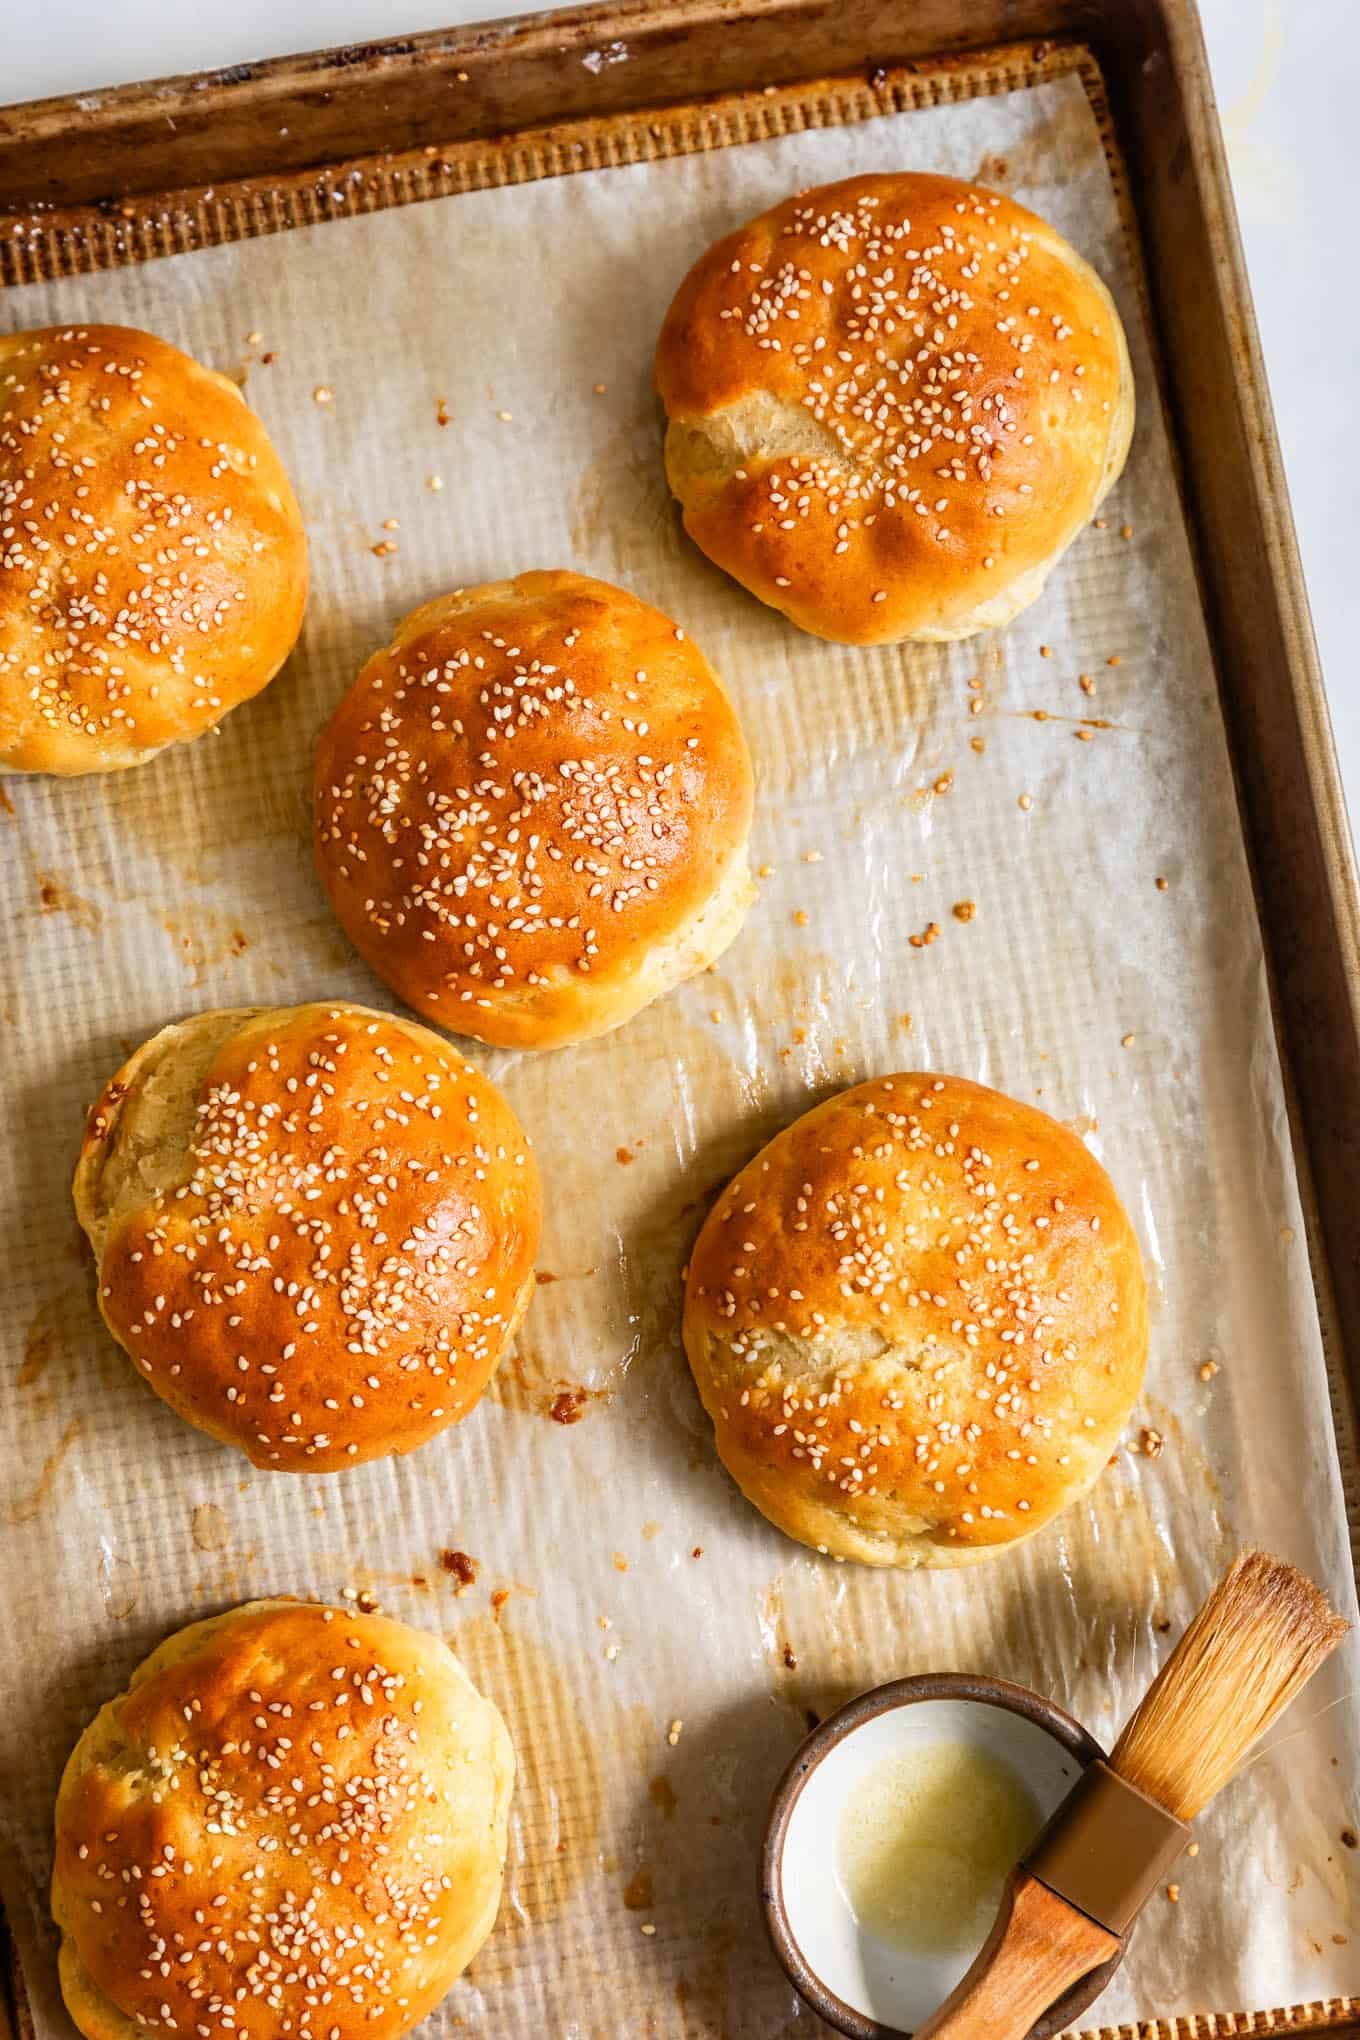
[{"left": 913, "top": 1868, "right": 1121, "bottom": 2040}]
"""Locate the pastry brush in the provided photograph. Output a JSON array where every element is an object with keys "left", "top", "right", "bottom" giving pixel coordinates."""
[{"left": 915, "top": 1549, "right": 1348, "bottom": 2040}]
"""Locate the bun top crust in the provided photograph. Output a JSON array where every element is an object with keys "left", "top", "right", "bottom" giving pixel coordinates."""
[
  {"left": 0, "top": 324, "right": 307, "bottom": 774},
  {"left": 313, "top": 571, "right": 754, "bottom": 1050},
  {"left": 655, "top": 173, "right": 1133, "bottom": 644},
  {"left": 52, "top": 1599, "right": 514, "bottom": 2040},
  {"left": 683, "top": 1073, "right": 1147, "bottom": 1566},
  {"left": 73, "top": 1002, "right": 540, "bottom": 1470}
]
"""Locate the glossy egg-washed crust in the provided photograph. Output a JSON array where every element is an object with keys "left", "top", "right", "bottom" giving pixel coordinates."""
[
  {"left": 73, "top": 1002, "right": 541, "bottom": 1470},
  {"left": 313, "top": 570, "right": 755, "bottom": 1050},
  {"left": 683, "top": 1073, "right": 1147, "bottom": 1566},
  {"left": 0, "top": 325, "right": 307, "bottom": 774},
  {"left": 656, "top": 173, "right": 1134, "bottom": 645},
  {"left": 52, "top": 1600, "right": 514, "bottom": 2040}
]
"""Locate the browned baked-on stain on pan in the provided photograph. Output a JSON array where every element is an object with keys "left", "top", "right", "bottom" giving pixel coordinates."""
[
  {"left": 439, "top": 1547, "right": 478, "bottom": 1589},
  {"left": 157, "top": 909, "right": 258, "bottom": 987},
  {"left": 1, "top": 1416, "right": 82, "bottom": 1525},
  {"left": 649, "top": 1773, "right": 678, "bottom": 1819},
  {"left": 549, "top": 1385, "right": 601, "bottom": 1425},
  {"left": 32, "top": 868, "right": 101, "bottom": 933},
  {"left": 489, "top": 1340, "right": 609, "bottom": 1426}
]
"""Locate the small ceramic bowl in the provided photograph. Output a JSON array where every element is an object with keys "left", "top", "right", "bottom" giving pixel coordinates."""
[{"left": 761, "top": 1672, "right": 1122, "bottom": 2039}]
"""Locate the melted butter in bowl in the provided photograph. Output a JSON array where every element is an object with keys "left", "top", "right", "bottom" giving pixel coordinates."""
[
  {"left": 768, "top": 1688, "right": 1095, "bottom": 2036},
  {"left": 837, "top": 1738, "right": 1043, "bottom": 1956}
]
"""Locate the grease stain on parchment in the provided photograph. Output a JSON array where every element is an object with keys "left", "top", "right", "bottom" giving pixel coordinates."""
[
  {"left": 570, "top": 400, "right": 680, "bottom": 574},
  {"left": 98, "top": 1544, "right": 142, "bottom": 1621},
  {"left": 191, "top": 1502, "right": 231, "bottom": 1551},
  {"left": 1, "top": 1417, "right": 83, "bottom": 1524},
  {"left": 452, "top": 1614, "right": 609, "bottom": 1941},
  {"left": 158, "top": 910, "right": 258, "bottom": 988}
]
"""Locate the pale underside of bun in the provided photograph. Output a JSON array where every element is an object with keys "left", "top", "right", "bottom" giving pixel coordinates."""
[
  {"left": 72, "top": 1006, "right": 249, "bottom": 1263},
  {"left": 682, "top": 1072, "right": 1148, "bottom": 1567},
  {"left": 685, "top": 1321, "right": 1112, "bottom": 1570},
  {"left": 413, "top": 836, "right": 755, "bottom": 1049},
  {"left": 657, "top": 174, "right": 1136, "bottom": 646},
  {"left": 664, "top": 265, "right": 1133, "bottom": 645}
]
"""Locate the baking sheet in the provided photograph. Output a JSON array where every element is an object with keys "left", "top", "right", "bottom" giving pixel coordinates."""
[{"left": 2, "top": 56, "right": 1359, "bottom": 2037}]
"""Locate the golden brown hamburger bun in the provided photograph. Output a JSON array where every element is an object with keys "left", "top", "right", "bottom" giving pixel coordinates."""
[
  {"left": 0, "top": 324, "right": 307, "bottom": 775},
  {"left": 52, "top": 1598, "right": 514, "bottom": 2040},
  {"left": 655, "top": 172, "right": 1133, "bottom": 644},
  {"left": 73, "top": 1001, "right": 540, "bottom": 1470},
  {"left": 683, "top": 1072, "right": 1147, "bottom": 1566},
  {"left": 313, "top": 570, "right": 754, "bottom": 1050}
]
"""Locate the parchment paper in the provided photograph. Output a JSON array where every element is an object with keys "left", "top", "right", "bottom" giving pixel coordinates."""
[{"left": 2, "top": 60, "right": 1359, "bottom": 2036}]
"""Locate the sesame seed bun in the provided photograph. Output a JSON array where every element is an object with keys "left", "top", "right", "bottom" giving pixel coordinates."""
[
  {"left": 313, "top": 571, "right": 755, "bottom": 1050},
  {"left": 0, "top": 324, "right": 307, "bottom": 775},
  {"left": 682, "top": 1073, "right": 1147, "bottom": 1567},
  {"left": 655, "top": 173, "right": 1134, "bottom": 645},
  {"left": 72, "top": 1002, "right": 541, "bottom": 1471},
  {"left": 52, "top": 1598, "right": 514, "bottom": 2040}
]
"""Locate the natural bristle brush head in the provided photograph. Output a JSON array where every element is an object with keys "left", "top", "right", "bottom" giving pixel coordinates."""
[
  {"left": 1110, "top": 1549, "right": 1349, "bottom": 1821},
  {"left": 913, "top": 1551, "right": 1348, "bottom": 2040}
]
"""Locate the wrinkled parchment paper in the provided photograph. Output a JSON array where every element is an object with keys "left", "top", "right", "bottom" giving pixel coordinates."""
[{"left": 2, "top": 59, "right": 1359, "bottom": 2037}]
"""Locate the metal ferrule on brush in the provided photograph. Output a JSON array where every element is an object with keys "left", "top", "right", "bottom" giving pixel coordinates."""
[{"left": 1024, "top": 1760, "right": 1190, "bottom": 1937}]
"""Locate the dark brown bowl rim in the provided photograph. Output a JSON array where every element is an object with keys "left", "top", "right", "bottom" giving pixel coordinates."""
[{"left": 760, "top": 1671, "right": 1121, "bottom": 2040}]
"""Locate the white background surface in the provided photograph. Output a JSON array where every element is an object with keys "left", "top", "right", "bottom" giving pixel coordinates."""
[{"left": 2, "top": 0, "right": 1356, "bottom": 840}]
